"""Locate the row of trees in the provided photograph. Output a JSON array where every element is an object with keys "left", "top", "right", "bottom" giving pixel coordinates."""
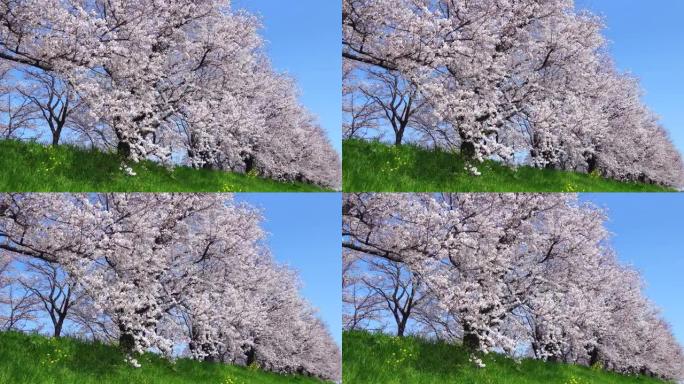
[
  {"left": 343, "top": 0, "right": 684, "bottom": 187},
  {"left": 0, "top": 193, "right": 341, "bottom": 381},
  {"left": 343, "top": 193, "right": 684, "bottom": 380},
  {"left": 0, "top": 0, "right": 340, "bottom": 189}
]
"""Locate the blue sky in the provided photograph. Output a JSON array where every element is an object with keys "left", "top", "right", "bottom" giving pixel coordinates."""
[
  {"left": 235, "top": 193, "right": 342, "bottom": 346},
  {"left": 232, "top": 0, "right": 342, "bottom": 153},
  {"left": 580, "top": 193, "right": 684, "bottom": 346},
  {"left": 575, "top": 0, "right": 684, "bottom": 155}
]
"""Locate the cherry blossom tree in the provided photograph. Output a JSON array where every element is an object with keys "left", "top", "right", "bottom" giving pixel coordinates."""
[
  {"left": 343, "top": 250, "right": 384, "bottom": 331},
  {"left": 343, "top": 193, "right": 684, "bottom": 380},
  {"left": 346, "top": 64, "right": 429, "bottom": 146},
  {"left": 0, "top": 193, "right": 340, "bottom": 380},
  {"left": 0, "top": 67, "right": 37, "bottom": 139},
  {"left": 343, "top": 60, "right": 379, "bottom": 139},
  {"left": 16, "top": 259, "right": 84, "bottom": 338},
  {"left": 343, "top": 0, "right": 684, "bottom": 187},
  {"left": 343, "top": 252, "right": 428, "bottom": 336},
  {"left": 0, "top": 0, "right": 340, "bottom": 188},
  {"left": 10, "top": 69, "right": 98, "bottom": 147},
  {"left": 0, "top": 258, "right": 40, "bottom": 332}
]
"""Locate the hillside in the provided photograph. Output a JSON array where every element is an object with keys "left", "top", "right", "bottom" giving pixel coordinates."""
[
  {"left": 343, "top": 139, "right": 674, "bottom": 192},
  {"left": 343, "top": 331, "right": 672, "bottom": 384},
  {"left": 0, "top": 331, "right": 328, "bottom": 384},
  {"left": 0, "top": 140, "right": 327, "bottom": 192}
]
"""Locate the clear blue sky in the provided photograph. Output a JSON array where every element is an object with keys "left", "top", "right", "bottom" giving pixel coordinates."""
[
  {"left": 575, "top": 0, "right": 684, "bottom": 155},
  {"left": 235, "top": 193, "right": 342, "bottom": 346},
  {"left": 232, "top": 0, "right": 342, "bottom": 153},
  {"left": 580, "top": 193, "right": 684, "bottom": 347}
]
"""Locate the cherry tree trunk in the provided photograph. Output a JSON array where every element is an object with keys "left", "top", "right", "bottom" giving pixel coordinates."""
[
  {"left": 460, "top": 141, "right": 476, "bottom": 160},
  {"left": 117, "top": 141, "right": 131, "bottom": 158}
]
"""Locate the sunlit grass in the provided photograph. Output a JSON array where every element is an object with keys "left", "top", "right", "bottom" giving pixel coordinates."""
[
  {"left": 342, "top": 139, "right": 673, "bottom": 192},
  {"left": 343, "top": 331, "right": 671, "bottom": 384},
  {"left": 0, "top": 140, "right": 327, "bottom": 192},
  {"left": 0, "top": 331, "right": 328, "bottom": 384}
]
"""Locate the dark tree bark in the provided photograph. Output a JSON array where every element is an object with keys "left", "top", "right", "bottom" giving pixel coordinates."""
[
  {"left": 117, "top": 141, "right": 132, "bottom": 158},
  {"left": 460, "top": 141, "right": 476, "bottom": 159}
]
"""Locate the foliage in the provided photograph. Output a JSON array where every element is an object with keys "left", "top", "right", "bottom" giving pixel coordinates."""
[
  {"left": 343, "top": 331, "right": 673, "bottom": 384},
  {"left": 342, "top": 139, "right": 673, "bottom": 192},
  {"left": 0, "top": 331, "right": 328, "bottom": 384}
]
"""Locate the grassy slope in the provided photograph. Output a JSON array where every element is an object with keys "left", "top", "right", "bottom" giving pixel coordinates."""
[
  {"left": 0, "top": 331, "right": 327, "bottom": 384},
  {"left": 343, "top": 139, "right": 673, "bottom": 192},
  {"left": 343, "top": 331, "right": 671, "bottom": 384},
  {"left": 0, "top": 140, "right": 326, "bottom": 192}
]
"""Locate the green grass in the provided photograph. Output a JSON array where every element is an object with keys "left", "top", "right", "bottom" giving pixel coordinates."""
[
  {"left": 0, "top": 140, "right": 327, "bottom": 192},
  {"left": 0, "top": 331, "right": 328, "bottom": 384},
  {"left": 343, "top": 139, "right": 674, "bottom": 192},
  {"left": 343, "top": 331, "right": 672, "bottom": 384}
]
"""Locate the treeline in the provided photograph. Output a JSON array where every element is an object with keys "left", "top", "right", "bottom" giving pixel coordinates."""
[
  {"left": 343, "top": 0, "right": 684, "bottom": 187},
  {"left": 0, "top": 193, "right": 341, "bottom": 381},
  {"left": 343, "top": 193, "right": 684, "bottom": 380},
  {"left": 0, "top": 0, "right": 340, "bottom": 189}
]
